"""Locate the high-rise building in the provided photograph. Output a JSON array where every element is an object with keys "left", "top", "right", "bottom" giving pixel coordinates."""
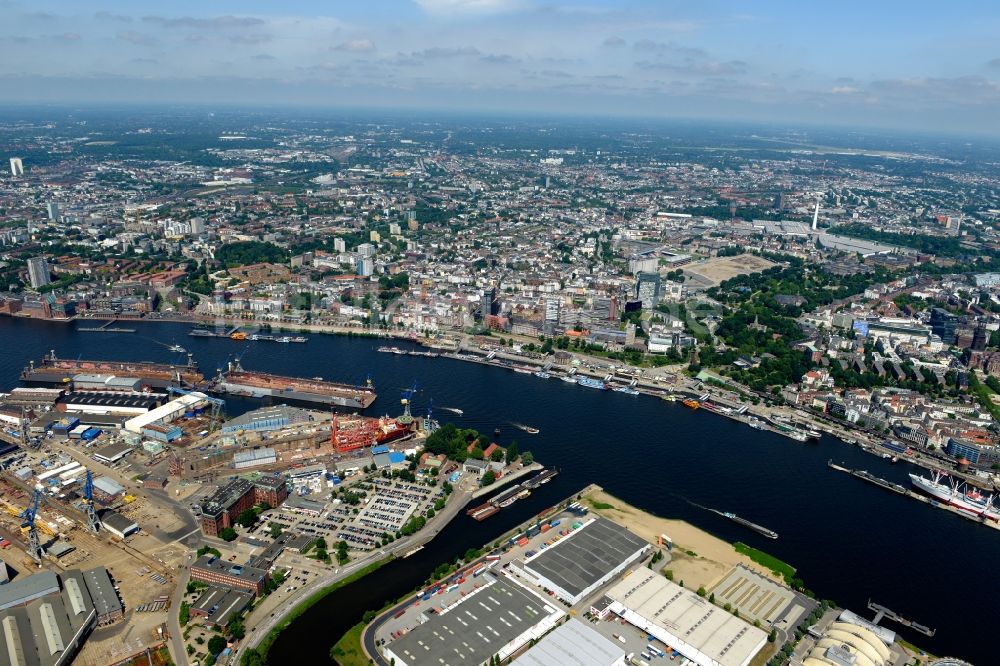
[
  {"left": 929, "top": 308, "right": 958, "bottom": 344},
  {"left": 357, "top": 243, "right": 376, "bottom": 258},
  {"left": 46, "top": 202, "right": 60, "bottom": 221},
  {"left": 189, "top": 217, "right": 206, "bottom": 235},
  {"left": 636, "top": 272, "right": 661, "bottom": 310},
  {"left": 972, "top": 324, "right": 989, "bottom": 352},
  {"left": 356, "top": 257, "right": 374, "bottom": 277},
  {"left": 333, "top": 237, "right": 346, "bottom": 253},
  {"left": 27, "top": 256, "right": 51, "bottom": 289},
  {"left": 9, "top": 157, "right": 23, "bottom": 176}
]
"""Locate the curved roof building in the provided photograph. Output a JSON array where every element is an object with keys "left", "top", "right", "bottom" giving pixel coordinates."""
[{"left": 804, "top": 621, "right": 891, "bottom": 666}]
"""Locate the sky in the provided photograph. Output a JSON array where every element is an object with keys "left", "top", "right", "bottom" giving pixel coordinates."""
[{"left": 3, "top": 0, "right": 1000, "bottom": 134}]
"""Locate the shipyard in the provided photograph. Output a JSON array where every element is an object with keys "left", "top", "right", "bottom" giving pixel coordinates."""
[{"left": 209, "top": 359, "right": 377, "bottom": 410}]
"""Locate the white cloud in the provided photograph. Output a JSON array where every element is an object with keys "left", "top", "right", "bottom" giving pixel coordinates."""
[
  {"left": 413, "top": 0, "right": 525, "bottom": 15},
  {"left": 333, "top": 39, "right": 376, "bottom": 52}
]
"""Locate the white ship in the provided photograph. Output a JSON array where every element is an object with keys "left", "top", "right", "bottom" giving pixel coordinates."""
[{"left": 909, "top": 471, "right": 1000, "bottom": 521}]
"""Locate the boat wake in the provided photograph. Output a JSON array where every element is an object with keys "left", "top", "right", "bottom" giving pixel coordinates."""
[{"left": 511, "top": 422, "right": 540, "bottom": 434}]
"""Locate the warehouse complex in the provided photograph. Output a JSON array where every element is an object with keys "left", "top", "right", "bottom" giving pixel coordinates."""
[
  {"left": 384, "top": 575, "right": 563, "bottom": 666},
  {"left": 518, "top": 517, "right": 649, "bottom": 604},
  {"left": 0, "top": 567, "right": 122, "bottom": 666},
  {"left": 605, "top": 567, "right": 768, "bottom": 666},
  {"left": 510, "top": 618, "right": 627, "bottom": 666}
]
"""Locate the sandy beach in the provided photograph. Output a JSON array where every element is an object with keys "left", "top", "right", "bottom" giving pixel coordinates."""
[{"left": 583, "top": 487, "right": 785, "bottom": 591}]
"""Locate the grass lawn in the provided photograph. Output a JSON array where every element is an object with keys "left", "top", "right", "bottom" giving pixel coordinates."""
[
  {"left": 588, "top": 499, "right": 615, "bottom": 510},
  {"left": 329, "top": 621, "right": 369, "bottom": 666},
  {"left": 734, "top": 542, "right": 796, "bottom": 582}
]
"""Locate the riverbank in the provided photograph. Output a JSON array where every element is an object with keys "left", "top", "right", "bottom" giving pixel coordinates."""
[{"left": 582, "top": 487, "right": 787, "bottom": 592}]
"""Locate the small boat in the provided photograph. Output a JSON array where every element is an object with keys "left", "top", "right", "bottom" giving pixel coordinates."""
[
  {"left": 533, "top": 371, "right": 551, "bottom": 379},
  {"left": 276, "top": 336, "right": 291, "bottom": 343},
  {"left": 513, "top": 423, "right": 540, "bottom": 434},
  {"left": 661, "top": 394, "right": 677, "bottom": 402},
  {"left": 613, "top": 386, "right": 640, "bottom": 395},
  {"left": 560, "top": 375, "right": 578, "bottom": 384},
  {"left": 440, "top": 407, "right": 464, "bottom": 415},
  {"left": 168, "top": 344, "right": 186, "bottom": 353}
]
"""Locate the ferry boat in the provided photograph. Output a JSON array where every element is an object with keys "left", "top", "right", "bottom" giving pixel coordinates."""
[
  {"left": 613, "top": 386, "right": 640, "bottom": 395},
  {"left": 559, "top": 375, "right": 578, "bottom": 384},
  {"left": 909, "top": 470, "right": 1000, "bottom": 521},
  {"left": 533, "top": 371, "right": 551, "bottom": 379},
  {"left": 513, "top": 366, "right": 533, "bottom": 374},
  {"left": 682, "top": 398, "right": 700, "bottom": 409},
  {"left": 189, "top": 328, "right": 216, "bottom": 337},
  {"left": 577, "top": 377, "right": 607, "bottom": 390}
]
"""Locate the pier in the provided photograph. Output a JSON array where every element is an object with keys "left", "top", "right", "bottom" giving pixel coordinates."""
[
  {"left": 77, "top": 319, "right": 136, "bottom": 333},
  {"left": 828, "top": 461, "right": 1000, "bottom": 533},
  {"left": 868, "top": 600, "right": 936, "bottom": 637}
]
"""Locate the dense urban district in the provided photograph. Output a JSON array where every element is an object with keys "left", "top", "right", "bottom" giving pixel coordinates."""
[{"left": 0, "top": 109, "right": 995, "bottom": 666}]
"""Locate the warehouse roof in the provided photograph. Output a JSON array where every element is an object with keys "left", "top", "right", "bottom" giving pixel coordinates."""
[
  {"left": 511, "top": 618, "right": 624, "bottom": 666},
  {"left": 523, "top": 517, "right": 648, "bottom": 600},
  {"left": 606, "top": 567, "right": 767, "bottom": 666},
  {"left": 387, "top": 576, "right": 561, "bottom": 666},
  {"left": 0, "top": 572, "right": 59, "bottom": 611},
  {"left": 123, "top": 392, "right": 206, "bottom": 434},
  {"left": 82, "top": 568, "right": 121, "bottom": 619}
]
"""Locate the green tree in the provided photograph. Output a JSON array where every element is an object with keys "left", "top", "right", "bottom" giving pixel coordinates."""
[
  {"left": 219, "top": 527, "right": 237, "bottom": 542},
  {"left": 481, "top": 470, "right": 496, "bottom": 486},
  {"left": 208, "top": 635, "right": 228, "bottom": 656},
  {"left": 236, "top": 509, "right": 257, "bottom": 529},
  {"left": 506, "top": 440, "right": 520, "bottom": 463},
  {"left": 490, "top": 448, "right": 505, "bottom": 462},
  {"left": 521, "top": 451, "right": 534, "bottom": 465},
  {"left": 178, "top": 602, "right": 190, "bottom": 626}
]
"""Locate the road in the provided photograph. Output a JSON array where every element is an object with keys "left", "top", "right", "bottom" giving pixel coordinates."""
[
  {"left": 167, "top": 553, "right": 193, "bottom": 666},
  {"left": 229, "top": 485, "right": 472, "bottom": 665}
]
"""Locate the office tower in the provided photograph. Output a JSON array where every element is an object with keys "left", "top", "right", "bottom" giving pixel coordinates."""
[
  {"left": 929, "top": 308, "right": 958, "bottom": 344},
  {"left": 636, "top": 272, "right": 662, "bottom": 310},
  {"left": 27, "top": 257, "right": 51, "bottom": 289},
  {"left": 47, "top": 202, "right": 60, "bottom": 221},
  {"left": 9, "top": 158, "right": 23, "bottom": 176},
  {"left": 357, "top": 243, "right": 376, "bottom": 258},
  {"left": 356, "top": 257, "right": 374, "bottom": 277},
  {"left": 189, "top": 217, "right": 206, "bottom": 235}
]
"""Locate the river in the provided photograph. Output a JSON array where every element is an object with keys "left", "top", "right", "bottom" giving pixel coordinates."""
[{"left": 0, "top": 317, "right": 994, "bottom": 664}]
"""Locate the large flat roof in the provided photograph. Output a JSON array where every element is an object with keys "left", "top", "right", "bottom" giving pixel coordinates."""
[
  {"left": 0, "top": 571, "right": 59, "bottom": 611},
  {"left": 387, "top": 575, "right": 560, "bottom": 666},
  {"left": 607, "top": 567, "right": 767, "bottom": 666},
  {"left": 511, "top": 618, "right": 624, "bottom": 666},
  {"left": 523, "top": 517, "right": 648, "bottom": 600}
]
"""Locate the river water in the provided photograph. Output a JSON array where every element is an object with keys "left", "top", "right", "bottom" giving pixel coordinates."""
[{"left": 0, "top": 317, "right": 994, "bottom": 663}]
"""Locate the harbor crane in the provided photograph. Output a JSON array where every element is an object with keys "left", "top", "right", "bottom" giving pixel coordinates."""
[
  {"left": 83, "top": 470, "right": 102, "bottom": 533},
  {"left": 167, "top": 386, "right": 225, "bottom": 433},
  {"left": 20, "top": 487, "right": 45, "bottom": 564},
  {"left": 399, "top": 382, "right": 418, "bottom": 425}
]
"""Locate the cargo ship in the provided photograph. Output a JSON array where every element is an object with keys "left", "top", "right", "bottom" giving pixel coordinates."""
[
  {"left": 909, "top": 470, "right": 1000, "bottom": 521},
  {"left": 682, "top": 398, "right": 700, "bottom": 409},
  {"left": 576, "top": 377, "right": 607, "bottom": 390},
  {"left": 212, "top": 361, "right": 376, "bottom": 409},
  {"left": 21, "top": 350, "right": 204, "bottom": 388},
  {"left": 720, "top": 511, "right": 778, "bottom": 539}
]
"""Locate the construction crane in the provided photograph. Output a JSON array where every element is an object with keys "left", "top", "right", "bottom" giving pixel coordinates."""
[
  {"left": 20, "top": 487, "right": 45, "bottom": 564},
  {"left": 167, "top": 386, "right": 225, "bottom": 433},
  {"left": 83, "top": 470, "right": 102, "bottom": 533}
]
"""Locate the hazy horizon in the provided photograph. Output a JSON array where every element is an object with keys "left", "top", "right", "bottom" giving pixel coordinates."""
[{"left": 4, "top": 1, "right": 1000, "bottom": 135}]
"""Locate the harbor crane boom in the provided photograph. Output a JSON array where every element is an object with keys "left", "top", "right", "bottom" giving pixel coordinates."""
[
  {"left": 83, "top": 470, "right": 102, "bottom": 533},
  {"left": 20, "top": 487, "right": 45, "bottom": 564}
]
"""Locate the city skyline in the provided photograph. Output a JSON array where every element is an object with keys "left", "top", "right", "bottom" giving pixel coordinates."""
[{"left": 3, "top": 1, "right": 1000, "bottom": 134}]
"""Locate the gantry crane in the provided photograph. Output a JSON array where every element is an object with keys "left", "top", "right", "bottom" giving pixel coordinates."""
[
  {"left": 83, "top": 470, "right": 102, "bottom": 533},
  {"left": 167, "top": 386, "right": 225, "bottom": 432},
  {"left": 20, "top": 487, "right": 45, "bottom": 564}
]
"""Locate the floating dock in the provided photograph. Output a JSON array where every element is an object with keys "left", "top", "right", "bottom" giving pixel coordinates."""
[
  {"left": 21, "top": 350, "right": 203, "bottom": 388},
  {"left": 211, "top": 361, "right": 376, "bottom": 410},
  {"left": 466, "top": 468, "right": 559, "bottom": 521},
  {"left": 867, "top": 600, "right": 936, "bottom": 636}
]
